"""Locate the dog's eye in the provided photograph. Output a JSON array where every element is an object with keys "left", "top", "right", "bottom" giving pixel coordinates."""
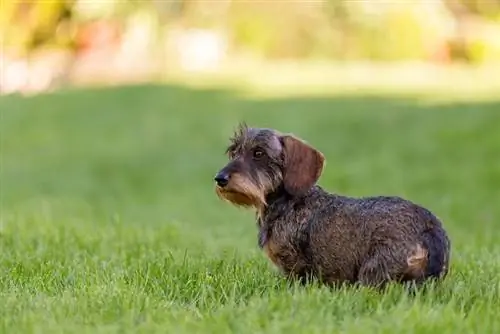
[{"left": 253, "top": 149, "right": 264, "bottom": 159}]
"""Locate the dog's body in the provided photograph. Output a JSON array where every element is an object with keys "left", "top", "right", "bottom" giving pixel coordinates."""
[
  {"left": 214, "top": 124, "right": 450, "bottom": 288},
  {"left": 258, "top": 185, "right": 449, "bottom": 286}
]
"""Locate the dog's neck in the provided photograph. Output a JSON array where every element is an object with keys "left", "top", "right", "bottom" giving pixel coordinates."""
[
  {"left": 258, "top": 185, "right": 317, "bottom": 224},
  {"left": 256, "top": 185, "right": 324, "bottom": 249},
  {"left": 265, "top": 185, "right": 289, "bottom": 206}
]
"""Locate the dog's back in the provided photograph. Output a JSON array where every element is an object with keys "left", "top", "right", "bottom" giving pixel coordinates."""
[{"left": 302, "top": 187, "right": 450, "bottom": 286}]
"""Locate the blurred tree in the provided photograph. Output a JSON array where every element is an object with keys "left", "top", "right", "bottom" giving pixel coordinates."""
[
  {"left": 322, "top": 0, "right": 352, "bottom": 59},
  {"left": 0, "top": 0, "right": 76, "bottom": 56},
  {"left": 444, "top": 0, "right": 500, "bottom": 62},
  {"left": 151, "top": 0, "right": 185, "bottom": 22},
  {"left": 2, "top": 0, "right": 499, "bottom": 65},
  {"left": 457, "top": 0, "right": 500, "bottom": 18}
]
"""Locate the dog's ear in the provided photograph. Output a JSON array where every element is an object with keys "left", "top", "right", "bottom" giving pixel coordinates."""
[{"left": 281, "top": 135, "right": 325, "bottom": 196}]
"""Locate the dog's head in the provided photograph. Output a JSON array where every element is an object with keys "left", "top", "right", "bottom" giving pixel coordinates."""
[{"left": 214, "top": 123, "right": 325, "bottom": 209}]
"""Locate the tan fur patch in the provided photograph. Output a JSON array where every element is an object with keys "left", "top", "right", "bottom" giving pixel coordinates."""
[
  {"left": 263, "top": 240, "right": 280, "bottom": 266},
  {"left": 405, "top": 244, "right": 428, "bottom": 278}
]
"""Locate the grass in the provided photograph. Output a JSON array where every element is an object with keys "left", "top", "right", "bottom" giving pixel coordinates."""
[{"left": 1, "top": 75, "right": 500, "bottom": 333}]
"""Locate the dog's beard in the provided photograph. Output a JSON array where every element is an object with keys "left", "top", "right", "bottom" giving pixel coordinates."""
[
  {"left": 215, "top": 174, "right": 266, "bottom": 209},
  {"left": 216, "top": 188, "right": 259, "bottom": 207}
]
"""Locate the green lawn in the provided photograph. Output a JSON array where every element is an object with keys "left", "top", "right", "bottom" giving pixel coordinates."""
[{"left": 1, "top": 81, "right": 499, "bottom": 333}]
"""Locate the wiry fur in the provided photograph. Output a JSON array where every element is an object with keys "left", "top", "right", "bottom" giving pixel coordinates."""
[{"left": 214, "top": 124, "right": 451, "bottom": 288}]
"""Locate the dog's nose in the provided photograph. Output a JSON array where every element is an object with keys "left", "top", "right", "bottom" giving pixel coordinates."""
[{"left": 214, "top": 172, "right": 230, "bottom": 187}]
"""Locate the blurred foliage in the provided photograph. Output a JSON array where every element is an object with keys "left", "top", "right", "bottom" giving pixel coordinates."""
[
  {"left": 1, "top": 0, "right": 500, "bottom": 62},
  {"left": 0, "top": 0, "right": 75, "bottom": 55},
  {"left": 459, "top": 0, "right": 500, "bottom": 18}
]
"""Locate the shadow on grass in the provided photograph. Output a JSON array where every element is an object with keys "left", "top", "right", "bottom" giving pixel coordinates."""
[
  {"left": 1, "top": 82, "right": 499, "bottom": 248},
  {"left": 1, "top": 82, "right": 498, "bottom": 217}
]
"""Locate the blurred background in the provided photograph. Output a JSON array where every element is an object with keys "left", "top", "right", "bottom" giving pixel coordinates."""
[
  {"left": 1, "top": 2, "right": 500, "bottom": 329},
  {"left": 2, "top": 0, "right": 500, "bottom": 94}
]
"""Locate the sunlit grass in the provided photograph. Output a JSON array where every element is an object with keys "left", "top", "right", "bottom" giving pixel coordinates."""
[{"left": 1, "top": 78, "right": 499, "bottom": 333}]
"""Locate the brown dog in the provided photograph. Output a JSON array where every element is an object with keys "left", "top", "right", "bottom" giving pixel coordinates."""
[{"left": 214, "top": 123, "right": 450, "bottom": 288}]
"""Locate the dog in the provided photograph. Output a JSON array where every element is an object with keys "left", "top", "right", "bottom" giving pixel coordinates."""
[{"left": 214, "top": 123, "right": 450, "bottom": 288}]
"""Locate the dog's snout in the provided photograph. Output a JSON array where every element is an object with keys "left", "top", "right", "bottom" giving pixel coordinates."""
[{"left": 214, "top": 171, "right": 230, "bottom": 187}]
